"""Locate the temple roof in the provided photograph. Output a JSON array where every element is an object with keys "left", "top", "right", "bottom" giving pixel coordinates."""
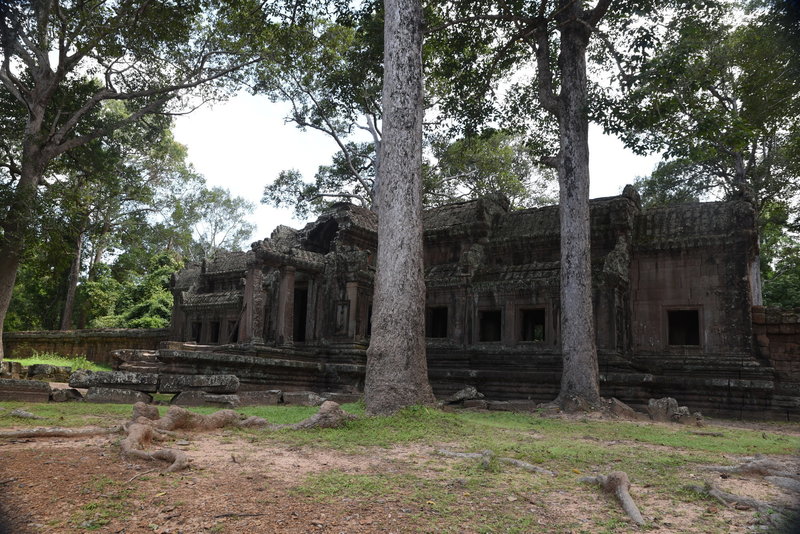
[
  {"left": 633, "top": 200, "right": 756, "bottom": 249},
  {"left": 204, "top": 251, "right": 250, "bottom": 274}
]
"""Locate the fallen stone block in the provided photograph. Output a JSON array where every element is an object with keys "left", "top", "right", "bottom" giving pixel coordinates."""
[
  {"left": 171, "top": 391, "right": 240, "bottom": 408},
  {"left": 0, "top": 378, "right": 51, "bottom": 402},
  {"left": 0, "top": 361, "right": 24, "bottom": 380},
  {"left": 27, "top": 364, "right": 72, "bottom": 383},
  {"left": 603, "top": 397, "right": 638, "bottom": 419},
  {"left": 158, "top": 374, "right": 239, "bottom": 394},
  {"left": 283, "top": 391, "right": 325, "bottom": 406},
  {"left": 238, "top": 390, "right": 282, "bottom": 406},
  {"left": 462, "top": 399, "right": 489, "bottom": 409},
  {"left": 446, "top": 386, "right": 484, "bottom": 404},
  {"left": 69, "top": 370, "right": 158, "bottom": 392},
  {"left": 647, "top": 397, "right": 679, "bottom": 422},
  {"left": 86, "top": 387, "right": 153, "bottom": 404},
  {"left": 112, "top": 349, "right": 162, "bottom": 373},
  {"left": 50, "top": 388, "right": 84, "bottom": 402}
]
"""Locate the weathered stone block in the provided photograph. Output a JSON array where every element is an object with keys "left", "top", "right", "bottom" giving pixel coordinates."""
[
  {"left": 158, "top": 374, "right": 239, "bottom": 394},
  {"left": 69, "top": 370, "right": 159, "bottom": 392},
  {"left": 0, "top": 361, "right": 24, "bottom": 379},
  {"left": 0, "top": 378, "right": 51, "bottom": 402},
  {"left": 50, "top": 388, "right": 84, "bottom": 402},
  {"left": 321, "top": 392, "right": 362, "bottom": 404},
  {"left": 27, "top": 364, "right": 71, "bottom": 382},
  {"left": 462, "top": 399, "right": 489, "bottom": 409},
  {"left": 171, "top": 391, "right": 240, "bottom": 408},
  {"left": 85, "top": 387, "right": 153, "bottom": 404},
  {"left": 445, "top": 386, "right": 485, "bottom": 404},
  {"left": 238, "top": 390, "right": 282, "bottom": 406},
  {"left": 283, "top": 391, "right": 324, "bottom": 406}
]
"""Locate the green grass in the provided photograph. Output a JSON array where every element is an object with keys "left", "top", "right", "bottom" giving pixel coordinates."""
[
  {"left": 2, "top": 401, "right": 797, "bottom": 533},
  {"left": 5, "top": 351, "right": 112, "bottom": 372}
]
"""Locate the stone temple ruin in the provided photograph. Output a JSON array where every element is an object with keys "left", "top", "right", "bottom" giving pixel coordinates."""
[{"left": 156, "top": 186, "right": 798, "bottom": 419}]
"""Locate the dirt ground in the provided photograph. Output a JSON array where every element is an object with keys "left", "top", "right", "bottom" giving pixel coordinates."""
[{"left": 0, "top": 413, "right": 798, "bottom": 533}]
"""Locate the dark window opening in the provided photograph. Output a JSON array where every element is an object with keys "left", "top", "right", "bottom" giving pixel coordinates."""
[
  {"left": 305, "top": 218, "right": 339, "bottom": 254},
  {"left": 668, "top": 309, "right": 700, "bottom": 346},
  {"left": 426, "top": 307, "right": 448, "bottom": 338},
  {"left": 294, "top": 288, "right": 308, "bottom": 342},
  {"left": 366, "top": 305, "right": 372, "bottom": 337},
  {"left": 209, "top": 321, "right": 220, "bottom": 344},
  {"left": 521, "top": 308, "right": 546, "bottom": 342},
  {"left": 479, "top": 310, "right": 502, "bottom": 342},
  {"left": 190, "top": 322, "right": 202, "bottom": 342},
  {"left": 228, "top": 320, "right": 239, "bottom": 343}
]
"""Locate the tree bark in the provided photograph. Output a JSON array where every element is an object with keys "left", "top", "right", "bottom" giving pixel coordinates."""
[
  {"left": 60, "top": 230, "right": 84, "bottom": 330},
  {"left": 364, "top": 0, "right": 435, "bottom": 415},
  {"left": 0, "top": 142, "right": 47, "bottom": 361},
  {"left": 553, "top": 4, "right": 601, "bottom": 407}
]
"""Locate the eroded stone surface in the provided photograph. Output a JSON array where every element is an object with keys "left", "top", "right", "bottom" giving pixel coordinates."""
[
  {"left": 69, "top": 370, "right": 159, "bottom": 392},
  {"left": 85, "top": 387, "right": 153, "bottom": 404},
  {"left": 0, "top": 378, "right": 51, "bottom": 403},
  {"left": 158, "top": 374, "right": 239, "bottom": 394}
]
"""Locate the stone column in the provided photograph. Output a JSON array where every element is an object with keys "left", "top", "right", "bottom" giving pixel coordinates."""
[
  {"left": 242, "top": 267, "right": 265, "bottom": 344},
  {"left": 276, "top": 266, "right": 296, "bottom": 346},
  {"left": 346, "top": 281, "right": 359, "bottom": 339}
]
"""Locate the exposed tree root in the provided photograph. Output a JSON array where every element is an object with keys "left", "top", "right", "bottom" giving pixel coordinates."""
[
  {"left": 2, "top": 401, "right": 355, "bottom": 474},
  {"left": 702, "top": 456, "right": 799, "bottom": 479},
  {"left": 0, "top": 426, "right": 122, "bottom": 439},
  {"left": 580, "top": 471, "right": 645, "bottom": 526},
  {"left": 434, "top": 449, "right": 557, "bottom": 476},
  {"left": 120, "top": 401, "right": 354, "bottom": 472}
]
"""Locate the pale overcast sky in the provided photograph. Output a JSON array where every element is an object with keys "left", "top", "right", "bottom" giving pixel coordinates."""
[{"left": 173, "top": 92, "right": 660, "bottom": 242}]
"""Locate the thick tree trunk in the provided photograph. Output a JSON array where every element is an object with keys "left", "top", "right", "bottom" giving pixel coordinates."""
[
  {"left": 0, "top": 146, "right": 46, "bottom": 361},
  {"left": 364, "top": 0, "right": 435, "bottom": 415},
  {"left": 553, "top": 14, "right": 601, "bottom": 407},
  {"left": 60, "top": 231, "right": 84, "bottom": 330}
]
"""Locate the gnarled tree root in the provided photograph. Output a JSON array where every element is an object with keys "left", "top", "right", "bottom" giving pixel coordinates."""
[
  {"left": 0, "top": 426, "right": 122, "bottom": 439},
  {"left": 684, "top": 481, "right": 796, "bottom": 530},
  {"left": 434, "top": 448, "right": 557, "bottom": 476},
  {"left": 580, "top": 471, "right": 645, "bottom": 526},
  {"left": 702, "top": 456, "right": 800, "bottom": 480},
  {"left": 121, "top": 401, "right": 354, "bottom": 473}
]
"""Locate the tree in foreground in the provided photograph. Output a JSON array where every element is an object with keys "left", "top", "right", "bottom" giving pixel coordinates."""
[
  {"left": 364, "top": 0, "right": 434, "bottom": 415},
  {"left": 0, "top": 0, "right": 263, "bottom": 359},
  {"left": 430, "top": 0, "right": 617, "bottom": 408}
]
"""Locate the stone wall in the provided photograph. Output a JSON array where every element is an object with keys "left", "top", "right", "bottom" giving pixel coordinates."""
[
  {"left": 752, "top": 306, "right": 800, "bottom": 416},
  {"left": 2, "top": 329, "right": 170, "bottom": 365}
]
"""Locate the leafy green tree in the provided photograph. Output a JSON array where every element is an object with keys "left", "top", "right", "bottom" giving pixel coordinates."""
[
  {"left": 605, "top": 10, "right": 800, "bottom": 217},
  {"left": 426, "top": 130, "right": 557, "bottom": 208},
  {"left": 0, "top": 0, "right": 266, "bottom": 359}
]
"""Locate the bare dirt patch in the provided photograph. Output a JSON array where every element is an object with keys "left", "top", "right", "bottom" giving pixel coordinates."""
[{"left": 0, "top": 415, "right": 797, "bottom": 533}]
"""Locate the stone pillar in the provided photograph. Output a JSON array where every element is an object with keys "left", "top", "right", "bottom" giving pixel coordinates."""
[
  {"left": 346, "top": 281, "right": 359, "bottom": 339},
  {"left": 242, "top": 267, "right": 266, "bottom": 344},
  {"left": 276, "top": 266, "right": 296, "bottom": 346}
]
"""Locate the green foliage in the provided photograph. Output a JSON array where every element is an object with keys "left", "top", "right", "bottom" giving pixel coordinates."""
[
  {"left": 5, "top": 351, "right": 111, "bottom": 372},
  {"left": 426, "top": 130, "right": 557, "bottom": 208},
  {"left": 85, "top": 251, "right": 183, "bottom": 329}
]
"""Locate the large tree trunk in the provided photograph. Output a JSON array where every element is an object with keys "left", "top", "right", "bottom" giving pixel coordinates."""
[
  {"left": 60, "top": 231, "right": 84, "bottom": 330},
  {"left": 0, "top": 146, "right": 46, "bottom": 361},
  {"left": 553, "top": 11, "right": 601, "bottom": 407},
  {"left": 364, "top": 0, "right": 435, "bottom": 415}
]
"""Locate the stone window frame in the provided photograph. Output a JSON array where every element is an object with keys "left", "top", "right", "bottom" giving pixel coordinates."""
[
  {"left": 664, "top": 305, "right": 703, "bottom": 349},
  {"left": 518, "top": 306, "right": 547, "bottom": 344},
  {"left": 476, "top": 307, "right": 503, "bottom": 344},
  {"left": 425, "top": 305, "right": 449, "bottom": 339}
]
